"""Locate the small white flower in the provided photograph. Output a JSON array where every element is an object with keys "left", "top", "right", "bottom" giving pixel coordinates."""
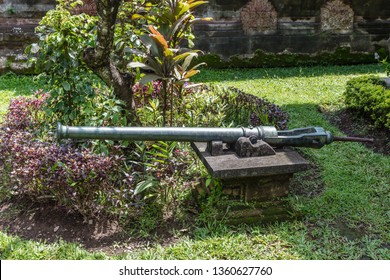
[{"left": 374, "top": 52, "right": 380, "bottom": 60}]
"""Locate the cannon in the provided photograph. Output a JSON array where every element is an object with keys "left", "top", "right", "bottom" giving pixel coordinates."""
[{"left": 56, "top": 123, "right": 373, "bottom": 157}]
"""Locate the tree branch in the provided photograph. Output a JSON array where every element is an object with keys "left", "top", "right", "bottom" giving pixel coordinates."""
[{"left": 83, "top": 0, "right": 137, "bottom": 123}]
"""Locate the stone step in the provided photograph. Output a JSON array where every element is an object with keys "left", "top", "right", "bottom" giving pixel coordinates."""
[
  {"left": 356, "top": 21, "right": 390, "bottom": 34},
  {"left": 0, "top": 18, "right": 39, "bottom": 33}
]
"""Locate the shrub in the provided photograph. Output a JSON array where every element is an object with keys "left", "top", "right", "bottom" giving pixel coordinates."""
[
  {"left": 2, "top": 92, "right": 47, "bottom": 132},
  {"left": 26, "top": 0, "right": 98, "bottom": 126},
  {"left": 218, "top": 86, "right": 288, "bottom": 130},
  {"left": 0, "top": 96, "right": 134, "bottom": 218},
  {"left": 134, "top": 83, "right": 289, "bottom": 129},
  {"left": 344, "top": 76, "right": 390, "bottom": 129}
]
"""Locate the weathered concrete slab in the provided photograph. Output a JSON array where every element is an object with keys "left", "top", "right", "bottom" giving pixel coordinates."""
[{"left": 191, "top": 142, "right": 309, "bottom": 179}]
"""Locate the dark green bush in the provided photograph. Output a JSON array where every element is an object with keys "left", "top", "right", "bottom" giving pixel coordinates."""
[{"left": 344, "top": 76, "right": 390, "bottom": 129}]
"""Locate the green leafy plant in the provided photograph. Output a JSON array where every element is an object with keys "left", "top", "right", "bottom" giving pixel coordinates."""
[
  {"left": 128, "top": 0, "right": 211, "bottom": 126},
  {"left": 380, "top": 58, "right": 389, "bottom": 76},
  {"left": 26, "top": 0, "right": 98, "bottom": 126},
  {"left": 134, "top": 141, "right": 181, "bottom": 203},
  {"left": 375, "top": 52, "right": 390, "bottom": 76},
  {"left": 6, "top": 5, "right": 16, "bottom": 15}
]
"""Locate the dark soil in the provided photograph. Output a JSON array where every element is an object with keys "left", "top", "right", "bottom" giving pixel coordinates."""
[
  {"left": 0, "top": 197, "right": 186, "bottom": 256},
  {"left": 320, "top": 106, "right": 389, "bottom": 156},
  {"left": 0, "top": 108, "right": 388, "bottom": 256}
]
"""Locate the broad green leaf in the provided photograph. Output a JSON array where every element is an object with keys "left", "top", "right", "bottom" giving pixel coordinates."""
[
  {"left": 62, "top": 81, "right": 71, "bottom": 91},
  {"left": 30, "top": 43, "right": 40, "bottom": 54},
  {"left": 174, "top": 52, "right": 191, "bottom": 62},
  {"left": 149, "top": 99, "right": 159, "bottom": 111},
  {"left": 175, "top": 2, "right": 190, "bottom": 17},
  {"left": 155, "top": 153, "right": 169, "bottom": 158},
  {"left": 140, "top": 34, "right": 161, "bottom": 58},
  {"left": 134, "top": 179, "right": 158, "bottom": 196},
  {"left": 131, "top": 14, "right": 144, "bottom": 20},
  {"left": 124, "top": 47, "right": 145, "bottom": 57},
  {"left": 168, "top": 13, "right": 192, "bottom": 44},
  {"left": 139, "top": 74, "right": 161, "bottom": 85},
  {"left": 189, "top": 62, "right": 207, "bottom": 71},
  {"left": 127, "top": 62, "right": 153, "bottom": 71},
  {"left": 188, "top": 1, "right": 209, "bottom": 10},
  {"left": 182, "top": 52, "right": 199, "bottom": 70},
  {"left": 163, "top": 48, "right": 174, "bottom": 57}
]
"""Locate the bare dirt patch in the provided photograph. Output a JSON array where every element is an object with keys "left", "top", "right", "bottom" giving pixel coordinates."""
[{"left": 0, "top": 197, "right": 185, "bottom": 256}]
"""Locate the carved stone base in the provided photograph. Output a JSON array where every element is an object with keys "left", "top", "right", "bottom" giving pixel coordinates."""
[
  {"left": 218, "top": 174, "right": 298, "bottom": 224},
  {"left": 221, "top": 174, "right": 292, "bottom": 202},
  {"left": 191, "top": 142, "right": 309, "bottom": 224}
]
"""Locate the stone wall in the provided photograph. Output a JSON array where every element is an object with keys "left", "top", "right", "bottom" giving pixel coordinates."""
[
  {"left": 194, "top": 0, "right": 390, "bottom": 65},
  {"left": 0, "top": 0, "right": 56, "bottom": 73},
  {"left": 1, "top": 0, "right": 390, "bottom": 73}
]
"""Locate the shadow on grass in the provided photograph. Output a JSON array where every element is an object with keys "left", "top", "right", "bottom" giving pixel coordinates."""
[{"left": 195, "top": 64, "right": 383, "bottom": 83}]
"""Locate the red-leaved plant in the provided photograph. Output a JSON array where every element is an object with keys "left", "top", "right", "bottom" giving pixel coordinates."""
[{"left": 0, "top": 95, "right": 135, "bottom": 218}]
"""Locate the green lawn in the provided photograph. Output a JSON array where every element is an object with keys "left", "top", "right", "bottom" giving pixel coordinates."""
[
  {"left": 0, "top": 73, "right": 43, "bottom": 121},
  {"left": 0, "top": 65, "right": 389, "bottom": 260}
]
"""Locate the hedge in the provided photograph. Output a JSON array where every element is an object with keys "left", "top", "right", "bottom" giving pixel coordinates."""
[{"left": 344, "top": 76, "right": 390, "bottom": 129}]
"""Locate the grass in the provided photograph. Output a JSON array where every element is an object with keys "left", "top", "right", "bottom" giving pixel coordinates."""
[
  {"left": 0, "top": 232, "right": 107, "bottom": 260},
  {"left": 0, "top": 65, "right": 389, "bottom": 260},
  {"left": 0, "top": 72, "right": 43, "bottom": 121}
]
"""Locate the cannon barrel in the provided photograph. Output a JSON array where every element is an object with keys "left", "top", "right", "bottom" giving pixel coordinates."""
[
  {"left": 56, "top": 123, "right": 342, "bottom": 148},
  {"left": 57, "top": 123, "right": 278, "bottom": 143}
]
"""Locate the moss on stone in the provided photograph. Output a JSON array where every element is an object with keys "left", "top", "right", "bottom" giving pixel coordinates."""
[
  {"left": 198, "top": 47, "right": 377, "bottom": 69},
  {"left": 215, "top": 198, "right": 302, "bottom": 225}
]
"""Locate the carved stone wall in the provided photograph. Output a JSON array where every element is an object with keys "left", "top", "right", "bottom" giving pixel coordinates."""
[
  {"left": 0, "top": 0, "right": 56, "bottom": 73},
  {"left": 240, "top": 0, "right": 278, "bottom": 34},
  {"left": 0, "top": 0, "right": 56, "bottom": 17},
  {"left": 72, "top": 0, "right": 96, "bottom": 15},
  {"left": 320, "top": 0, "right": 354, "bottom": 33},
  {"left": 1, "top": 0, "right": 390, "bottom": 72}
]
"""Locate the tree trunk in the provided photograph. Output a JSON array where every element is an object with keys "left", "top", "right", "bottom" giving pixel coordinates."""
[{"left": 83, "top": 0, "right": 138, "bottom": 124}]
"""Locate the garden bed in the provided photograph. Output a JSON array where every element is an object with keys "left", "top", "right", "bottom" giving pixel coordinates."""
[
  {"left": 321, "top": 107, "right": 390, "bottom": 155},
  {"left": 1, "top": 106, "right": 386, "bottom": 256},
  {"left": 1, "top": 65, "right": 389, "bottom": 260}
]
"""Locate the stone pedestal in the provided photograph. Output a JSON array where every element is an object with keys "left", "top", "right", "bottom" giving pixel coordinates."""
[{"left": 191, "top": 142, "right": 309, "bottom": 224}]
